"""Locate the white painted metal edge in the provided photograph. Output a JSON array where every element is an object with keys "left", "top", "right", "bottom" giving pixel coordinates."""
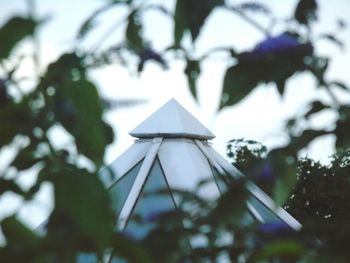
[
  {"left": 117, "top": 137, "right": 163, "bottom": 230},
  {"left": 196, "top": 140, "right": 302, "bottom": 231},
  {"left": 195, "top": 140, "right": 227, "bottom": 175},
  {"left": 204, "top": 144, "right": 244, "bottom": 179},
  {"left": 101, "top": 140, "right": 152, "bottom": 188},
  {"left": 197, "top": 140, "right": 265, "bottom": 223},
  {"left": 197, "top": 140, "right": 264, "bottom": 223},
  {"left": 246, "top": 182, "right": 302, "bottom": 230}
]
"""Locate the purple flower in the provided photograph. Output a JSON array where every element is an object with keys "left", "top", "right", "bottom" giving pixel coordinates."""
[
  {"left": 138, "top": 47, "right": 168, "bottom": 72},
  {"left": 258, "top": 222, "right": 293, "bottom": 238},
  {"left": 121, "top": 229, "right": 137, "bottom": 241},
  {"left": 256, "top": 163, "right": 275, "bottom": 183},
  {"left": 254, "top": 34, "right": 301, "bottom": 54},
  {"left": 0, "top": 78, "right": 6, "bottom": 87},
  {"left": 144, "top": 210, "right": 169, "bottom": 223},
  {"left": 56, "top": 100, "right": 77, "bottom": 124},
  {"left": 238, "top": 33, "right": 313, "bottom": 66},
  {"left": 0, "top": 78, "right": 9, "bottom": 104},
  {"left": 141, "top": 48, "right": 163, "bottom": 63}
]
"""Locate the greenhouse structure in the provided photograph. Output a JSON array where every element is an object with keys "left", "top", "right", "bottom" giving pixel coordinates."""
[{"left": 100, "top": 99, "right": 301, "bottom": 240}]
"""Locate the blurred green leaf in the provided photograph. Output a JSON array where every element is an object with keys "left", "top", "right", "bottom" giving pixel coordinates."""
[
  {"left": 184, "top": 59, "right": 201, "bottom": 101},
  {"left": 0, "top": 103, "right": 33, "bottom": 149},
  {"left": 275, "top": 79, "right": 286, "bottom": 96},
  {"left": 55, "top": 79, "right": 113, "bottom": 162},
  {"left": 108, "top": 0, "right": 133, "bottom": 3},
  {"left": 223, "top": 60, "right": 296, "bottom": 107},
  {"left": 77, "top": 1, "right": 132, "bottom": 40},
  {"left": 26, "top": 167, "right": 49, "bottom": 199},
  {"left": 319, "top": 34, "right": 344, "bottom": 49},
  {"left": 11, "top": 145, "right": 42, "bottom": 171},
  {"left": 294, "top": 0, "right": 318, "bottom": 25},
  {"left": 174, "top": 0, "right": 223, "bottom": 46},
  {"left": 44, "top": 53, "right": 83, "bottom": 87},
  {"left": 306, "top": 57, "right": 329, "bottom": 86},
  {"left": 229, "top": 34, "right": 314, "bottom": 99},
  {"left": 249, "top": 240, "right": 304, "bottom": 262},
  {"left": 334, "top": 106, "right": 350, "bottom": 151},
  {"left": 0, "top": 17, "right": 38, "bottom": 59},
  {"left": 141, "top": 209, "right": 192, "bottom": 262},
  {"left": 77, "top": 17, "right": 97, "bottom": 41},
  {"left": 0, "top": 111, "right": 19, "bottom": 148},
  {"left": 268, "top": 56, "right": 310, "bottom": 96},
  {"left": 274, "top": 175, "right": 296, "bottom": 207},
  {"left": 137, "top": 48, "right": 167, "bottom": 73},
  {"left": 268, "top": 148, "right": 297, "bottom": 205},
  {"left": 77, "top": 3, "right": 118, "bottom": 40},
  {"left": 331, "top": 81, "right": 349, "bottom": 91},
  {"left": 1, "top": 215, "right": 40, "bottom": 246},
  {"left": 126, "top": 11, "right": 144, "bottom": 53},
  {"left": 0, "top": 79, "right": 10, "bottom": 104},
  {"left": 304, "top": 100, "right": 330, "bottom": 118},
  {"left": 50, "top": 167, "right": 115, "bottom": 249},
  {"left": 220, "top": 64, "right": 257, "bottom": 109},
  {"left": 291, "top": 129, "right": 330, "bottom": 150},
  {"left": 337, "top": 19, "right": 347, "bottom": 30},
  {"left": 0, "top": 216, "right": 45, "bottom": 263},
  {"left": 270, "top": 129, "right": 329, "bottom": 204},
  {"left": 111, "top": 233, "right": 153, "bottom": 263},
  {"left": 209, "top": 179, "right": 248, "bottom": 225},
  {"left": 0, "top": 179, "right": 26, "bottom": 196},
  {"left": 238, "top": 2, "right": 271, "bottom": 15},
  {"left": 174, "top": 0, "right": 186, "bottom": 47}
]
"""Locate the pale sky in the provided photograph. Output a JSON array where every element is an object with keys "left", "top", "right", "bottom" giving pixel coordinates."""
[{"left": 0, "top": 0, "right": 349, "bottom": 231}]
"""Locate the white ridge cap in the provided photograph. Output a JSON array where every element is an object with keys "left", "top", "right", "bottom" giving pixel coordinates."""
[{"left": 129, "top": 99, "right": 215, "bottom": 140}]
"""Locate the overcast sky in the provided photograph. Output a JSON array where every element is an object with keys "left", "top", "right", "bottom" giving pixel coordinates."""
[
  {"left": 2, "top": 0, "right": 350, "bottom": 160},
  {"left": 1, "top": 0, "right": 350, "bottom": 230}
]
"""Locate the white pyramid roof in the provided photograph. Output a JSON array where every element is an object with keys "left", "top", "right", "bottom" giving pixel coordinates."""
[
  {"left": 129, "top": 99, "right": 215, "bottom": 140},
  {"left": 100, "top": 100, "right": 301, "bottom": 242}
]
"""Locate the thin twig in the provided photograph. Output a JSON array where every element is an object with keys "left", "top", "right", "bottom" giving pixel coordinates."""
[
  {"left": 143, "top": 4, "right": 174, "bottom": 18},
  {"left": 0, "top": 60, "right": 25, "bottom": 97},
  {"left": 90, "top": 13, "right": 130, "bottom": 53},
  {"left": 324, "top": 84, "right": 341, "bottom": 110},
  {"left": 200, "top": 46, "right": 236, "bottom": 61},
  {"left": 224, "top": 5, "right": 271, "bottom": 37},
  {"left": 28, "top": 0, "right": 41, "bottom": 75},
  {"left": 89, "top": 4, "right": 171, "bottom": 54}
]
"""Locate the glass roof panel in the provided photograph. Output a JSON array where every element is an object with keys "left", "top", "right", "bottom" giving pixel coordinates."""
[
  {"left": 210, "top": 165, "right": 228, "bottom": 194},
  {"left": 109, "top": 160, "right": 143, "bottom": 215},
  {"left": 125, "top": 158, "right": 176, "bottom": 240},
  {"left": 77, "top": 253, "right": 98, "bottom": 263},
  {"left": 248, "top": 194, "right": 284, "bottom": 223}
]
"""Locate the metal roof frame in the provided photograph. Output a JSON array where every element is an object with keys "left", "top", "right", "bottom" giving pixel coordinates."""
[{"left": 104, "top": 99, "right": 302, "bottom": 236}]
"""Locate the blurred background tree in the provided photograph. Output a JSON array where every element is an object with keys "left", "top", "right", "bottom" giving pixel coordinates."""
[{"left": 0, "top": 0, "right": 349, "bottom": 262}]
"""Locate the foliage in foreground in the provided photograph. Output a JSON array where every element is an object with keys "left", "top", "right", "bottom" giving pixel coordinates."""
[
  {"left": 0, "top": 0, "right": 349, "bottom": 262},
  {"left": 224, "top": 139, "right": 350, "bottom": 262},
  {"left": 111, "top": 141, "right": 350, "bottom": 262}
]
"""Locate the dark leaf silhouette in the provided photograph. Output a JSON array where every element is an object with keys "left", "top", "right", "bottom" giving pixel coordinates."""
[
  {"left": 294, "top": 0, "right": 318, "bottom": 25},
  {"left": 0, "top": 17, "right": 37, "bottom": 59},
  {"left": 174, "top": 0, "right": 223, "bottom": 46},
  {"left": 184, "top": 59, "right": 201, "bottom": 100}
]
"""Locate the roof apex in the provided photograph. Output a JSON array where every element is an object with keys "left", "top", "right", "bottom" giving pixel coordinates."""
[{"left": 129, "top": 99, "right": 215, "bottom": 140}]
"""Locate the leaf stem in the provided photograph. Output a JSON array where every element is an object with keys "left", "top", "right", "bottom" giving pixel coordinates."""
[
  {"left": 324, "top": 84, "right": 341, "bottom": 110},
  {"left": 89, "top": 12, "right": 130, "bottom": 53},
  {"left": 27, "top": 0, "right": 41, "bottom": 76},
  {"left": 224, "top": 5, "right": 271, "bottom": 37}
]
